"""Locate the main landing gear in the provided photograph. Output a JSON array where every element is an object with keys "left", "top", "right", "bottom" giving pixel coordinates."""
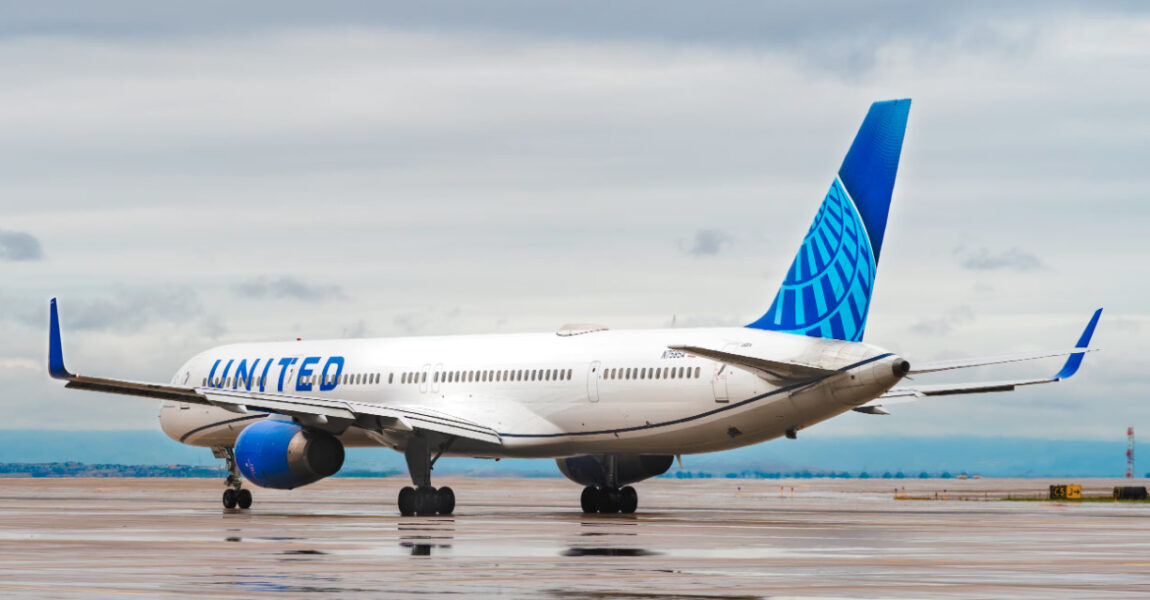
[
  {"left": 216, "top": 447, "right": 252, "bottom": 510},
  {"left": 398, "top": 435, "right": 455, "bottom": 516},
  {"left": 580, "top": 485, "right": 638, "bottom": 514}
]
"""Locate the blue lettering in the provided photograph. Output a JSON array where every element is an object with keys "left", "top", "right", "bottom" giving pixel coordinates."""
[
  {"left": 234, "top": 359, "right": 256, "bottom": 390},
  {"left": 220, "top": 359, "right": 235, "bottom": 389},
  {"left": 319, "top": 356, "right": 345, "bottom": 392},
  {"left": 258, "top": 358, "right": 274, "bottom": 392},
  {"left": 276, "top": 357, "right": 297, "bottom": 392},
  {"left": 296, "top": 356, "right": 321, "bottom": 392},
  {"left": 207, "top": 359, "right": 221, "bottom": 388}
]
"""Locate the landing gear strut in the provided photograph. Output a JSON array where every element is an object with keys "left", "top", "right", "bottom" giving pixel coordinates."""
[
  {"left": 215, "top": 446, "right": 252, "bottom": 510},
  {"left": 579, "top": 455, "right": 638, "bottom": 514},
  {"left": 397, "top": 435, "right": 455, "bottom": 516}
]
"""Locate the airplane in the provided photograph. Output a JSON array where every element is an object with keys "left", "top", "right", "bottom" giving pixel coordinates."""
[{"left": 47, "top": 98, "right": 1102, "bottom": 516}]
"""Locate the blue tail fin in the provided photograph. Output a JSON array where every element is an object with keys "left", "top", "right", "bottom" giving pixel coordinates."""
[{"left": 747, "top": 99, "right": 910, "bottom": 341}]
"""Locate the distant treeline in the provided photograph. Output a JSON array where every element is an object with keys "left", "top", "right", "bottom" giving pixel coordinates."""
[{"left": 0, "top": 462, "right": 226, "bottom": 478}]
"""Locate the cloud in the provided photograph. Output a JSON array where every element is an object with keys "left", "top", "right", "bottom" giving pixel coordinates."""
[
  {"left": 342, "top": 320, "right": 370, "bottom": 338},
  {"left": 0, "top": 230, "right": 43, "bottom": 261},
  {"left": 909, "top": 305, "right": 975, "bottom": 336},
  {"left": 392, "top": 308, "right": 462, "bottom": 335},
  {"left": 958, "top": 247, "right": 1044, "bottom": 271},
  {"left": 666, "top": 314, "right": 743, "bottom": 328},
  {"left": 682, "top": 229, "right": 733, "bottom": 257},
  {"left": 231, "top": 276, "right": 346, "bottom": 302},
  {"left": 42, "top": 286, "right": 223, "bottom": 335}
]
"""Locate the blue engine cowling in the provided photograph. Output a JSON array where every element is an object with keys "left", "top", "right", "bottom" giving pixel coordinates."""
[
  {"left": 235, "top": 420, "right": 345, "bottom": 489},
  {"left": 557, "top": 455, "right": 673, "bottom": 487}
]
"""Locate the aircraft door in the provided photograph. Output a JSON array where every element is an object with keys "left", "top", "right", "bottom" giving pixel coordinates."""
[
  {"left": 419, "top": 363, "right": 431, "bottom": 393},
  {"left": 431, "top": 363, "right": 443, "bottom": 393},
  {"left": 586, "top": 361, "right": 601, "bottom": 403},
  {"left": 712, "top": 344, "right": 737, "bottom": 403}
]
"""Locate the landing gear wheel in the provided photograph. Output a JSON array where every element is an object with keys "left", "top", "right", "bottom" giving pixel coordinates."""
[
  {"left": 222, "top": 488, "right": 238, "bottom": 509},
  {"left": 237, "top": 488, "right": 253, "bottom": 509},
  {"left": 436, "top": 487, "right": 456, "bottom": 515},
  {"left": 581, "top": 486, "right": 599, "bottom": 513},
  {"left": 398, "top": 486, "right": 417, "bottom": 516},
  {"left": 414, "top": 487, "right": 440, "bottom": 516},
  {"left": 619, "top": 486, "right": 638, "bottom": 514},
  {"left": 598, "top": 488, "right": 620, "bottom": 514}
]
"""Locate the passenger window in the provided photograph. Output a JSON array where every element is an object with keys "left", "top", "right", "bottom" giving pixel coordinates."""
[{"left": 694, "top": 366, "right": 701, "bottom": 378}]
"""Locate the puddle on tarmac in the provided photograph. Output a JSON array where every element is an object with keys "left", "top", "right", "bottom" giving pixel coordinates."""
[{"left": 562, "top": 547, "right": 661, "bottom": 557}]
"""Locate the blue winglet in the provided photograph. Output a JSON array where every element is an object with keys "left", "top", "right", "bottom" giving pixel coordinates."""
[
  {"left": 48, "top": 298, "right": 75, "bottom": 380},
  {"left": 1054, "top": 308, "right": 1102, "bottom": 380}
]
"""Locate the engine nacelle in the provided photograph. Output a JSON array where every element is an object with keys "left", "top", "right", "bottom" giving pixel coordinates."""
[
  {"left": 235, "top": 420, "right": 345, "bottom": 489},
  {"left": 556, "top": 454, "right": 673, "bottom": 487}
]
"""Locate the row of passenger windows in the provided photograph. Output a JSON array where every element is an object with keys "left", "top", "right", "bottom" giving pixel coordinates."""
[
  {"left": 605, "top": 366, "right": 701, "bottom": 380},
  {"left": 399, "top": 368, "right": 575, "bottom": 384},
  {"left": 203, "top": 364, "right": 702, "bottom": 390},
  {"left": 203, "top": 373, "right": 381, "bottom": 388}
]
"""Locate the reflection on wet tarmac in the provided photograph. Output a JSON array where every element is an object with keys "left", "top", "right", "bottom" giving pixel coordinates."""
[
  {"left": 562, "top": 547, "right": 660, "bottom": 557},
  {"left": 2, "top": 477, "right": 1148, "bottom": 598}
]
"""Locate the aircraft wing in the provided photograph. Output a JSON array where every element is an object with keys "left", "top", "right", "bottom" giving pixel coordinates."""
[
  {"left": 854, "top": 308, "right": 1101, "bottom": 415},
  {"left": 47, "top": 299, "right": 502, "bottom": 446}
]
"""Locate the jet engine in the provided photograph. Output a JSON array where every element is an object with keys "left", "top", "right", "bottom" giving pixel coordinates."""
[
  {"left": 235, "top": 419, "right": 345, "bottom": 489},
  {"left": 557, "top": 454, "right": 674, "bottom": 487}
]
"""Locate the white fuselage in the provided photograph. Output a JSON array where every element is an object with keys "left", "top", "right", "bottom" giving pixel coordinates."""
[{"left": 159, "top": 327, "right": 905, "bottom": 458}]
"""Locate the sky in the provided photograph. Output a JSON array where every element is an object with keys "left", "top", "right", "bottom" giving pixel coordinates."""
[{"left": 1, "top": 1, "right": 1148, "bottom": 442}]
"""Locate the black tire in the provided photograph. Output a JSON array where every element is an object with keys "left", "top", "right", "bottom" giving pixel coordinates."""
[
  {"left": 436, "top": 486, "right": 456, "bottom": 515},
  {"left": 414, "top": 487, "right": 438, "bottom": 516},
  {"left": 619, "top": 486, "right": 638, "bottom": 514},
  {"left": 398, "top": 486, "right": 417, "bottom": 516},
  {"left": 597, "top": 487, "right": 620, "bottom": 514},
  {"left": 580, "top": 486, "right": 598, "bottom": 513},
  {"left": 222, "top": 488, "right": 238, "bottom": 509},
  {"left": 237, "top": 488, "right": 253, "bottom": 509}
]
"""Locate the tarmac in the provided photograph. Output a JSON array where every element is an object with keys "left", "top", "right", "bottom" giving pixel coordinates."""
[{"left": 1, "top": 477, "right": 1148, "bottom": 599}]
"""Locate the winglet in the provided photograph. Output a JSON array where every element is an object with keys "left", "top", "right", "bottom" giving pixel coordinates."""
[
  {"left": 48, "top": 298, "right": 76, "bottom": 380},
  {"left": 1053, "top": 308, "right": 1102, "bottom": 380}
]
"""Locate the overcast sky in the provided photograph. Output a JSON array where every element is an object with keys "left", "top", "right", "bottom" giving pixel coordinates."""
[{"left": 1, "top": 1, "right": 1147, "bottom": 440}]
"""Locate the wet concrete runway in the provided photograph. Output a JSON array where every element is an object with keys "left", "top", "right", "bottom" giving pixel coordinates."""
[{"left": 1, "top": 477, "right": 1148, "bottom": 598}]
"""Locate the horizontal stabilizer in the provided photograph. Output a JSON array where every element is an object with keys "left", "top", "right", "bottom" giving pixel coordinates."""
[
  {"left": 857, "top": 309, "right": 1102, "bottom": 414},
  {"left": 909, "top": 348, "right": 1098, "bottom": 375}
]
